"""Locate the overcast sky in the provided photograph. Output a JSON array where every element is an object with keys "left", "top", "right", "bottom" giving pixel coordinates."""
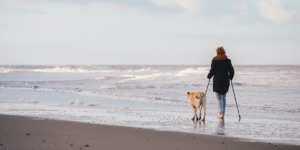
[{"left": 0, "top": 0, "right": 300, "bottom": 65}]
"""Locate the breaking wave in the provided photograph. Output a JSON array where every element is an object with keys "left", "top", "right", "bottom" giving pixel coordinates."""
[{"left": 0, "top": 66, "right": 116, "bottom": 73}]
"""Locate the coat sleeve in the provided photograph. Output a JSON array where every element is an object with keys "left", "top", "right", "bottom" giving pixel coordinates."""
[
  {"left": 228, "top": 60, "right": 234, "bottom": 80},
  {"left": 207, "top": 60, "right": 216, "bottom": 79}
]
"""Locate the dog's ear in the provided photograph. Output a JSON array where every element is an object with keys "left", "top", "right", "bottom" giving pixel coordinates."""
[{"left": 187, "top": 92, "right": 190, "bottom": 95}]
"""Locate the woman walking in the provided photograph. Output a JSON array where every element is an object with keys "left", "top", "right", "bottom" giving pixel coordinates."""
[{"left": 207, "top": 47, "right": 234, "bottom": 119}]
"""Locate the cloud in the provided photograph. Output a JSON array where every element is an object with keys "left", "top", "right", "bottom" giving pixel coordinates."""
[
  {"left": 87, "top": 2, "right": 143, "bottom": 13},
  {"left": 176, "top": 0, "right": 203, "bottom": 11},
  {"left": 150, "top": 0, "right": 179, "bottom": 7},
  {"left": 150, "top": 0, "right": 203, "bottom": 12},
  {"left": 0, "top": 24, "right": 14, "bottom": 28},
  {"left": 150, "top": 0, "right": 300, "bottom": 24},
  {"left": 0, "top": 0, "right": 49, "bottom": 14},
  {"left": 257, "top": 0, "right": 299, "bottom": 23},
  {"left": 149, "top": 0, "right": 257, "bottom": 24},
  {"left": 1, "top": 0, "right": 144, "bottom": 14}
]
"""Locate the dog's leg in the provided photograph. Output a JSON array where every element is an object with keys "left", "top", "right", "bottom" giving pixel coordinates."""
[
  {"left": 202, "top": 106, "right": 206, "bottom": 121},
  {"left": 191, "top": 107, "right": 197, "bottom": 121},
  {"left": 196, "top": 110, "right": 200, "bottom": 121},
  {"left": 199, "top": 105, "right": 202, "bottom": 120}
]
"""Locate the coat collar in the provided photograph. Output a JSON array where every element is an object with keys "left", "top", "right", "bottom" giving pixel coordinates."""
[{"left": 213, "top": 54, "right": 228, "bottom": 60}]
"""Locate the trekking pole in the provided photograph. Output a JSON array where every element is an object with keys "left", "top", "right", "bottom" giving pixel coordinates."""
[
  {"left": 231, "top": 80, "right": 241, "bottom": 121},
  {"left": 205, "top": 79, "right": 210, "bottom": 95}
]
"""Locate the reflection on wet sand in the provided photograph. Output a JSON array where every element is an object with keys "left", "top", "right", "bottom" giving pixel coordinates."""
[
  {"left": 216, "top": 119, "right": 225, "bottom": 135},
  {"left": 193, "top": 120, "right": 206, "bottom": 128},
  {"left": 193, "top": 120, "right": 197, "bottom": 128}
]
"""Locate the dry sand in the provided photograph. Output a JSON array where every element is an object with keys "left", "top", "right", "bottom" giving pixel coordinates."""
[{"left": 0, "top": 114, "right": 298, "bottom": 150}]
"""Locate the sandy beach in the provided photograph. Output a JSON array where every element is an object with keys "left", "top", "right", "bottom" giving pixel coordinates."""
[{"left": 0, "top": 114, "right": 298, "bottom": 150}]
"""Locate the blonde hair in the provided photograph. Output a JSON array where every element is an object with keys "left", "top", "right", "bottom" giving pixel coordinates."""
[{"left": 216, "top": 47, "right": 226, "bottom": 55}]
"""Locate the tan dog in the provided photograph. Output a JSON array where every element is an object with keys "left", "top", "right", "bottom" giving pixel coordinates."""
[{"left": 187, "top": 92, "right": 206, "bottom": 121}]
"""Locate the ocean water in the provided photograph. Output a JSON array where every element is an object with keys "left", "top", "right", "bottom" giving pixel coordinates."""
[{"left": 0, "top": 65, "right": 300, "bottom": 145}]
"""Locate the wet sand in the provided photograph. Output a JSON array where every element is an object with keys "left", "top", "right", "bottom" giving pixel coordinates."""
[{"left": 0, "top": 114, "right": 298, "bottom": 150}]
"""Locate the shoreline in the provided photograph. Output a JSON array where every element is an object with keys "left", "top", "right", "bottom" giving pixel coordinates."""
[{"left": 0, "top": 114, "right": 299, "bottom": 150}]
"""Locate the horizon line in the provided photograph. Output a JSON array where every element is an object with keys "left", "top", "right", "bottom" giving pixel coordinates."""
[{"left": 0, "top": 64, "right": 299, "bottom": 66}]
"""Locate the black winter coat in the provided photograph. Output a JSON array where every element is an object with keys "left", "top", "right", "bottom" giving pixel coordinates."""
[{"left": 207, "top": 59, "right": 234, "bottom": 95}]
